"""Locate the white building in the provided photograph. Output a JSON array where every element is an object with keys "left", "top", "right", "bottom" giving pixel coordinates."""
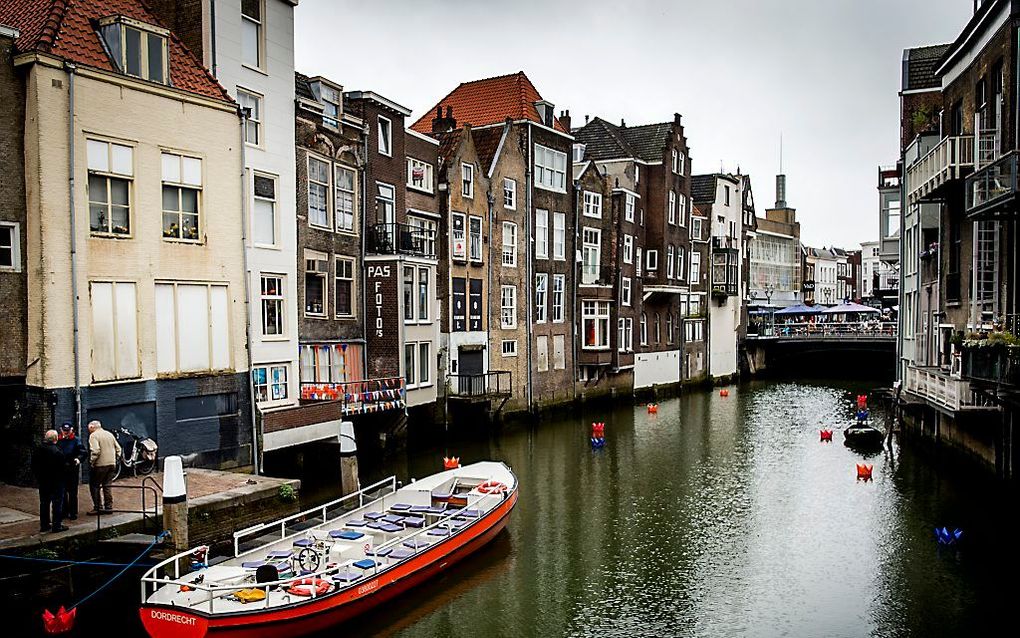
[
  {"left": 860, "top": 241, "right": 880, "bottom": 300},
  {"left": 804, "top": 247, "right": 842, "bottom": 305}
]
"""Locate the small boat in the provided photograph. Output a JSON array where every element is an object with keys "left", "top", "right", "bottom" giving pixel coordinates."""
[
  {"left": 843, "top": 424, "right": 885, "bottom": 448},
  {"left": 139, "top": 461, "right": 517, "bottom": 638}
]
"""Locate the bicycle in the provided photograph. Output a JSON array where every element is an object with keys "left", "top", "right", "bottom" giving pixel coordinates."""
[{"left": 112, "top": 427, "right": 159, "bottom": 481}]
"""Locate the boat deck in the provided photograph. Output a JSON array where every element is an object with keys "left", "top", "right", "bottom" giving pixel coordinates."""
[{"left": 143, "top": 462, "right": 515, "bottom": 615}]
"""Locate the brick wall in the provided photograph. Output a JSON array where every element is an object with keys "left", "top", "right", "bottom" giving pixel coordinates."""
[
  {"left": 0, "top": 34, "right": 27, "bottom": 378},
  {"left": 146, "top": 0, "right": 206, "bottom": 64}
]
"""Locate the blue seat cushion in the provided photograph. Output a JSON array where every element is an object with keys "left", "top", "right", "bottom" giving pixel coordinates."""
[
  {"left": 363, "top": 511, "right": 385, "bottom": 521},
  {"left": 403, "top": 516, "right": 425, "bottom": 528},
  {"left": 390, "top": 503, "right": 412, "bottom": 511},
  {"left": 367, "top": 547, "right": 392, "bottom": 557},
  {"left": 446, "top": 520, "right": 466, "bottom": 529},
  {"left": 353, "top": 559, "right": 376, "bottom": 570},
  {"left": 332, "top": 571, "right": 362, "bottom": 583},
  {"left": 266, "top": 550, "right": 293, "bottom": 559},
  {"left": 458, "top": 509, "right": 480, "bottom": 518},
  {"left": 293, "top": 538, "right": 314, "bottom": 547},
  {"left": 389, "top": 549, "right": 413, "bottom": 560},
  {"left": 409, "top": 505, "right": 431, "bottom": 513},
  {"left": 381, "top": 514, "right": 404, "bottom": 524},
  {"left": 272, "top": 561, "right": 292, "bottom": 572},
  {"left": 378, "top": 523, "right": 403, "bottom": 533},
  {"left": 427, "top": 528, "right": 450, "bottom": 537},
  {"left": 403, "top": 539, "right": 431, "bottom": 549},
  {"left": 329, "top": 530, "right": 364, "bottom": 540},
  {"left": 346, "top": 519, "right": 368, "bottom": 527},
  {"left": 427, "top": 503, "right": 448, "bottom": 514},
  {"left": 366, "top": 522, "right": 385, "bottom": 529},
  {"left": 241, "top": 561, "right": 266, "bottom": 569}
]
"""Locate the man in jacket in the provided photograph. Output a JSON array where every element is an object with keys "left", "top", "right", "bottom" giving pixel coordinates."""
[
  {"left": 87, "top": 420, "right": 121, "bottom": 514},
  {"left": 32, "top": 430, "right": 67, "bottom": 532},
  {"left": 57, "top": 423, "right": 86, "bottom": 520}
]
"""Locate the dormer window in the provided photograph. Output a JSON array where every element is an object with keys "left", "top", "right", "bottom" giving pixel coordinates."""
[
  {"left": 100, "top": 17, "right": 169, "bottom": 84},
  {"left": 319, "top": 84, "right": 341, "bottom": 128}
]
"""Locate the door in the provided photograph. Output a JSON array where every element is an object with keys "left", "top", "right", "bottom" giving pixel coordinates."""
[{"left": 458, "top": 350, "right": 484, "bottom": 395}]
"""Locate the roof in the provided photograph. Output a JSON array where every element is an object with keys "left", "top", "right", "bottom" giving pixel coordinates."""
[
  {"left": 902, "top": 44, "right": 951, "bottom": 91},
  {"left": 0, "top": 0, "right": 230, "bottom": 103},
  {"left": 471, "top": 126, "right": 504, "bottom": 174},
  {"left": 690, "top": 175, "right": 717, "bottom": 203},
  {"left": 436, "top": 129, "right": 461, "bottom": 165},
  {"left": 410, "top": 71, "right": 567, "bottom": 134},
  {"left": 295, "top": 71, "right": 315, "bottom": 102},
  {"left": 573, "top": 117, "right": 674, "bottom": 163}
]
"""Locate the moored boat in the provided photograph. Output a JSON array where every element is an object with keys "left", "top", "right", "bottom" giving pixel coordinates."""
[
  {"left": 139, "top": 461, "right": 517, "bottom": 638},
  {"left": 843, "top": 424, "right": 885, "bottom": 449}
]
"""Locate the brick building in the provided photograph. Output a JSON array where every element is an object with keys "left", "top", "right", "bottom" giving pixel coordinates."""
[{"left": 411, "top": 72, "right": 576, "bottom": 413}]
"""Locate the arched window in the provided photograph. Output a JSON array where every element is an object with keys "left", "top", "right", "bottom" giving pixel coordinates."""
[
  {"left": 666, "top": 313, "right": 673, "bottom": 344},
  {"left": 640, "top": 312, "right": 648, "bottom": 345},
  {"left": 654, "top": 312, "right": 661, "bottom": 343}
]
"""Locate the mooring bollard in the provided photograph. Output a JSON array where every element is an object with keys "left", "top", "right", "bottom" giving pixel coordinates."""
[
  {"left": 162, "top": 455, "right": 188, "bottom": 561},
  {"left": 339, "top": 420, "right": 360, "bottom": 497}
]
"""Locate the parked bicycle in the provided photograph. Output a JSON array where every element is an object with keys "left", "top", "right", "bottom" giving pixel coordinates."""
[{"left": 112, "top": 427, "right": 158, "bottom": 480}]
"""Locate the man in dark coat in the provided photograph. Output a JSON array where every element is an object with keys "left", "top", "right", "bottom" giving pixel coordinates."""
[
  {"left": 32, "top": 429, "right": 67, "bottom": 533},
  {"left": 57, "top": 423, "right": 86, "bottom": 520}
]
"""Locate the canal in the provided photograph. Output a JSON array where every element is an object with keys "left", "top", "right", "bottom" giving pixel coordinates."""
[{"left": 55, "top": 378, "right": 1014, "bottom": 637}]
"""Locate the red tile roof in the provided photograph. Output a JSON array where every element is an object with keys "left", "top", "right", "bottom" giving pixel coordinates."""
[
  {"left": 0, "top": 0, "right": 232, "bottom": 103},
  {"left": 410, "top": 71, "right": 566, "bottom": 134}
]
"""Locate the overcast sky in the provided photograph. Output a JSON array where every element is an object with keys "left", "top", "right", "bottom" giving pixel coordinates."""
[{"left": 295, "top": 0, "right": 971, "bottom": 248}]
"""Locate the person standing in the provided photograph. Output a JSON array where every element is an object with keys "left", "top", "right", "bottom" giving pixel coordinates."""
[
  {"left": 57, "top": 423, "right": 86, "bottom": 520},
  {"left": 86, "top": 420, "right": 121, "bottom": 514},
  {"left": 32, "top": 430, "right": 67, "bottom": 532}
]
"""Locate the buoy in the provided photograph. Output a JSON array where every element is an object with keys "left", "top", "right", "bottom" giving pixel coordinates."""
[
  {"left": 935, "top": 527, "right": 963, "bottom": 546},
  {"left": 443, "top": 456, "right": 460, "bottom": 470},
  {"left": 856, "top": 463, "right": 874, "bottom": 481},
  {"left": 41, "top": 606, "right": 76, "bottom": 635},
  {"left": 857, "top": 394, "right": 868, "bottom": 410},
  {"left": 647, "top": 404, "right": 658, "bottom": 414},
  {"left": 719, "top": 389, "right": 729, "bottom": 397},
  {"left": 856, "top": 409, "right": 869, "bottom": 422},
  {"left": 590, "top": 437, "right": 606, "bottom": 449},
  {"left": 820, "top": 429, "right": 833, "bottom": 442},
  {"left": 591, "top": 422, "right": 605, "bottom": 438}
]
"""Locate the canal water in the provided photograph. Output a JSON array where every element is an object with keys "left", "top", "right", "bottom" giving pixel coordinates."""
[{"left": 47, "top": 378, "right": 1013, "bottom": 637}]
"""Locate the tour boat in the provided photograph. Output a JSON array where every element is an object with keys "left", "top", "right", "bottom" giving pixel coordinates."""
[
  {"left": 139, "top": 461, "right": 518, "bottom": 638},
  {"left": 843, "top": 424, "right": 885, "bottom": 449}
]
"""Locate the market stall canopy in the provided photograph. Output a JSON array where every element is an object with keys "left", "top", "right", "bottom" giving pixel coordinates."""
[
  {"left": 821, "top": 302, "right": 881, "bottom": 314},
  {"left": 775, "top": 304, "right": 822, "bottom": 316}
]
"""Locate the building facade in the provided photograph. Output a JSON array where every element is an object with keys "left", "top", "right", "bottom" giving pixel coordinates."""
[{"left": 750, "top": 174, "right": 802, "bottom": 310}]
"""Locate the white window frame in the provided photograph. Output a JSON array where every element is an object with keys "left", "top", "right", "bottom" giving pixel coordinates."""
[
  {"left": 88, "top": 280, "right": 140, "bottom": 381},
  {"left": 504, "top": 178, "right": 517, "bottom": 210},
  {"left": 501, "top": 285, "right": 517, "bottom": 329},
  {"left": 335, "top": 165, "right": 357, "bottom": 233},
  {"left": 535, "top": 209, "right": 549, "bottom": 259},
  {"left": 640, "top": 312, "right": 648, "bottom": 345},
  {"left": 461, "top": 163, "right": 474, "bottom": 198},
  {"left": 103, "top": 20, "right": 169, "bottom": 83},
  {"left": 679, "top": 193, "right": 688, "bottom": 227},
  {"left": 534, "top": 144, "right": 567, "bottom": 192},
  {"left": 691, "top": 217, "right": 703, "bottom": 240},
  {"left": 581, "top": 300, "right": 611, "bottom": 350},
  {"left": 160, "top": 151, "right": 202, "bottom": 242},
  {"left": 625, "top": 194, "right": 635, "bottom": 222},
  {"left": 552, "top": 274, "right": 565, "bottom": 323},
  {"left": 237, "top": 88, "right": 262, "bottom": 146},
  {"left": 304, "top": 251, "right": 328, "bottom": 318},
  {"left": 0, "top": 222, "right": 20, "bottom": 272},
  {"left": 501, "top": 340, "right": 518, "bottom": 357},
  {"left": 252, "top": 363, "right": 289, "bottom": 405},
  {"left": 581, "top": 227, "right": 601, "bottom": 284},
  {"left": 404, "top": 342, "right": 417, "bottom": 388},
  {"left": 240, "top": 0, "right": 263, "bottom": 69},
  {"left": 335, "top": 257, "right": 355, "bottom": 318},
  {"left": 502, "top": 222, "right": 517, "bottom": 267},
  {"left": 667, "top": 245, "right": 675, "bottom": 279},
  {"left": 646, "top": 249, "right": 658, "bottom": 271},
  {"left": 259, "top": 274, "right": 285, "bottom": 337},
  {"left": 669, "top": 190, "right": 677, "bottom": 224},
  {"left": 677, "top": 245, "right": 686, "bottom": 281},
  {"left": 535, "top": 273, "right": 548, "bottom": 323},
  {"left": 636, "top": 247, "right": 643, "bottom": 277},
  {"left": 87, "top": 139, "right": 134, "bottom": 237},
  {"left": 469, "top": 216, "right": 483, "bottom": 262},
  {"left": 154, "top": 281, "right": 232, "bottom": 374},
  {"left": 583, "top": 191, "right": 602, "bottom": 219},
  {"left": 622, "top": 277, "right": 632, "bottom": 306},
  {"left": 623, "top": 235, "right": 633, "bottom": 264},
  {"left": 451, "top": 212, "right": 467, "bottom": 261},
  {"left": 378, "top": 115, "right": 392, "bottom": 156},
  {"left": 417, "top": 266, "right": 430, "bottom": 322},
  {"left": 552, "top": 212, "right": 565, "bottom": 260},
  {"left": 407, "top": 157, "right": 434, "bottom": 194},
  {"left": 418, "top": 341, "right": 432, "bottom": 387},
  {"left": 307, "top": 154, "right": 331, "bottom": 229},
  {"left": 252, "top": 172, "right": 278, "bottom": 247}
]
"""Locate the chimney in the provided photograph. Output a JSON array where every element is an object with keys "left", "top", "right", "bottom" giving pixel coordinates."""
[
  {"left": 585, "top": 114, "right": 590, "bottom": 124},
  {"left": 775, "top": 174, "right": 788, "bottom": 208},
  {"left": 557, "top": 109, "right": 571, "bottom": 131},
  {"left": 674, "top": 112, "right": 682, "bottom": 126},
  {"left": 620, "top": 118, "right": 626, "bottom": 128},
  {"left": 431, "top": 105, "right": 457, "bottom": 134}
]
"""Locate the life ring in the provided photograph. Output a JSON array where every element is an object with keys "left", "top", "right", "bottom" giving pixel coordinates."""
[
  {"left": 477, "top": 480, "right": 508, "bottom": 495},
  {"left": 286, "top": 577, "right": 332, "bottom": 597}
]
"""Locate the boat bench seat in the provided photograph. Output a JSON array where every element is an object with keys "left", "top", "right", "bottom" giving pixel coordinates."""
[
  {"left": 426, "top": 528, "right": 450, "bottom": 537},
  {"left": 456, "top": 509, "right": 481, "bottom": 518},
  {"left": 266, "top": 550, "right": 293, "bottom": 559},
  {"left": 381, "top": 514, "right": 404, "bottom": 524},
  {"left": 293, "top": 538, "right": 314, "bottom": 548},
  {"left": 329, "top": 530, "right": 364, "bottom": 540},
  {"left": 366, "top": 547, "right": 392, "bottom": 557},
  {"left": 403, "top": 516, "right": 425, "bottom": 528},
  {"left": 367, "top": 522, "right": 402, "bottom": 533},
  {"left": 241, "top": 561, "right": 267, "bottom": 569},
  {"left": 331, "top": 571, "right": 362, "bottom": 583},
  {"left": 409, "top": 505, "right": 431, "bottom": 513},
  {"left": 403, "top": 539, "right": 431, "bottom": 550},
  {"left": 388, "top": 548, "right": 413, "bottom": 560},
  {"left": 346, "top": 519, "right": 368, "bottom": 528},
  {"left": 353, "top": 559, "right": 376, "bottom": 570},
  {"left": 390, "top": 503, "right": 412, "bottom": 511},
  {"left": 363, "top": 511, "right": 385, "bottom": 521}
]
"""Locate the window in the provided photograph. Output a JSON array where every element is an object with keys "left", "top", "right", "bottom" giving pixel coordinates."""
[
  {"left": 691, "top": 217, "right": 703, "bottom": 240},
  {"left": 537, "top": 335, "right": 549, "bottom": 372},
  {"left": 502, "top": 222, "right": 517, "bottom": 267},
  {"left": 581, "top": 227, "right": 601, "bottom": 284},
  {"left": 583, "top": 191, "right": 602, "bottom": 218},
  {"left": 403, "top": 266, "right": 415, "bottom": 321},
  {"left": 724, "top": 185, "right": 731, "bottom": 206},
  {"left": 335, "top": 258, "right": 354, "bottom": 317},
  {"left": 404, "top": 343, "right": 416, "bottom": 387},
  {"left": 469, "top": 216, "right": 482, "bottom": 262},
  {"left": 623, "top": 235, "right": 633, "bottom": 264},
  {"left": 666, "top": 314, "right": 673, "bottom": 344},
  {"left": 691, "top": 250, "right": 701, "bottom": 282},
  {"left": 582, "top": 300, "right": 611, "bottom": 349},
  {"left": 452, "top": 277, "right": 466, "bottom": 332},
  {"left": 625, "top": 194, "right": 635, "bottom": 222},
  {"left": 409, "top": 215, "right": 437, "bottom": 258},
  {"left": 501, "top": 340, "right": 518, "bottom": 357},
  {"left": 672, "top": 149, "right": 685, "bottom": 174},
  {"left": 238, "top": 89, "right": 262, "bottom": 145},
  {"left": 550, "top": 210, "right": 567, "bottom": 257},
  {"left": 552, "top": 274, "right": 565, "bottom": 323},
  {"left": 646, "top": 249, "right": 658, "bottom": 271},
  {"left": 504, "top": 178, "right": 516, "bottom": 209},
  {"left": 462, "top": 163, "right": 474, "bottom": 198},
  {"left": 667, "top": 245, "right": 675, "bottom": 279},
  {"left": 100, "top": 20, "right": 167, "bottom": 83},
  {"left": 501, "top": 285, "right": 517, "bottom": 328},
  {"left": 319, "top": 84, "right": 341, "bottom": 128},
  {"left": 335, "top": 166, "right": 356, "bottom": 232},
  {"left": 626, "top": 318, "right": 634, "bottom": 351},
  {"left": 535, "top": 209, "right": 549, "bottom": 259},
  {"left": 304, "top": 252, "right": 327, "bottom": 317},
  {"left": 655, "top": 313, "right": 661, "bottom": 343},
  {"left": 469, "top": 278, "right": 483, "bottom": 331},
  {"left": 0, "top": 223, "right": 19, "bottom": 271},
  {"left": 636, "top": 247, "right": 643, "bottom": 277},
  {"left": 377, "top": 116, "right": 392, "bottom": 156},
  {"left": 535, "top": 144, "right": 567, "bottom": 191},
  {"left": 679, "top": 194, "right": 688, "bottom": 226},
  {"left": 241, "top": 0, "right": 262, "bottom": 68},
  {"left": 87, "top": 139, "right": 132, "bottom": 236},
  {"left": 161, "top": 152, "right": 202, "bottom": 241},
  {"left": 535, "top": 273, "right": 548, "bottom": 323},
  {"left": 573, "top": 143, "right": 586, "bottom": 163},
  {"left": 635, "top": 164, "right": 640, "bottom": 185},
  {"left": 677, "top": 246, "right": 686, "bottom": 281},
  {"left": 260, "top": 275, "right": 284, "bottom": 336},
  {"left": 418, "top": 266, "right": 430, "bottom": 321},
  {"left": 252, "top": 173, "right": 277, "bottom": 246},
  {"left": 669, "top": 191, "right": 677, "bottom": 224},
  {"left": 640, "top": 313, "right": 648, "bottom": 345},
  {"left": 307, "top": 156, "right": 330, "bottom": 228},
  {"left": 418, "top": 342, "right": 431, "bottom": 386},
  {"left": 622, "top": 277, "right": 631, "bottom": 306},
  {"left": 451, "top": 213, "right": 466, "bottom": 260},
  {"left": 407, "top": 157, "right": 434, "bottom": 193},
  {"left": 89, "top": 281, "right": 139, "bottom": 381},
  {"left": 252, "top": 364, "right": 289, "bottom": 403},
  {"left": 376, "top": 182, "right": 395, "bottom": 226},
  {"left": 618, "top": 319, "right": 626, "bottom": 352},
  {"left": 154, "top": 282, "right": 231, "bottom": 373}
]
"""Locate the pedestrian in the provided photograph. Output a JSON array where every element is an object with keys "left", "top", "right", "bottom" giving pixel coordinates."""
[
  {"left": 31, "top": 430, "right": 68, "bottom": 533},
  {"left": 86, "top": 420, "right": 121, "bottom": 514},
  {"left": 57, "top": 423, "right": 86, "bottom": 520}
]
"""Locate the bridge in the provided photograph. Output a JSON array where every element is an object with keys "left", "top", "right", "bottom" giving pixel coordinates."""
[{"left": 744, "top": 322, "right": 897, "bottom": 375}]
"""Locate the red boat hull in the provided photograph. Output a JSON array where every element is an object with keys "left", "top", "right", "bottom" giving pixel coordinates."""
[{"left": 140, "top": 489, "right": 518, "bottom": 638}]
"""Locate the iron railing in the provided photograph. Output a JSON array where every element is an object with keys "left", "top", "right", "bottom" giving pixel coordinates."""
[
  {"left": 751, "top": 321, "right": 897, "bottom": 340},
  {"left": 905, "top": 135, "right": 974, "bottom": 202},
  {"left": 965, "top": 150, "right": 1018, "bottom": 218},
  {"left": 447, "top": 371, "right": 512, "bottom": 397},
  {"left": 367, "top": 223, "right": 436, "bottom": 258},
  {"left": 961, "top": 347, "right": 1020, "bottom": 386}
]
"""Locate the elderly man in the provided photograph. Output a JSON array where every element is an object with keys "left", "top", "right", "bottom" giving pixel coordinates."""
[
  {"left": 32, "top": 430, "right": 67, "bottom": 532},
  {"left": 86, "top": 420, "right": 121, "bottom": 514}
]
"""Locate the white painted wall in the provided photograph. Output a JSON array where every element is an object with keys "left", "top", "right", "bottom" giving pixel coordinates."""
[
  {"left": 634, "top": 350, "right": 681, "bottom": 389},
  {"left": 709, "top": 178, "right": 742, "bottom": 379}
]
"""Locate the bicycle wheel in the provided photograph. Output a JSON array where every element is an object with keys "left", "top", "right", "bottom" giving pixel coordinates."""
[
  {"left": 138, "top": 457, "right": 157, "bottom": 476},
  {"left": 111, "top": 462, "right": 122, "bottom": 482}
]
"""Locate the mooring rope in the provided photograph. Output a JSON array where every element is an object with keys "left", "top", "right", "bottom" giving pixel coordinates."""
[
  {"left": 0, "top": 554, "right": 156, "bottom": 568},
  {"left": 67, "top": 531, "right": 170, "bottom": 610}
]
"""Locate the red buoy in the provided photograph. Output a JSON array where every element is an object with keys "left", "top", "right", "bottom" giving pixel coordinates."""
[
  {"left": 443, "top": 456, "right": 460, "bottom": 470},
  {"left": 856, "top": 464, "right": 874, "bottom": 481},
  {"left": 42, "top": 607, "right": 76, "bottom": 635},
  {"left": 820, "top": 429, "right": 833, "bottom": 442},
  {"left": 647, "top": 404, "right": 658, "bottom": 414},
  {"left": 719, "top": 389, "right": 729, "bottom": 397}
]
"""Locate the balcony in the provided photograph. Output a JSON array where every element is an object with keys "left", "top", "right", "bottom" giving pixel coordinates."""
[
  {"left": 581, "top": 264, "right": 614, "bottom": 286},
  {"left": 905, "top": 135, "right": 974, "bottom": 203},
  {"left": 299, "top": 377, "right": 406, "bottom": 416},
  {"left": 367, "top": 223, "right": 436, "bottom": 258},
  {"left": 903, "top": 365, "right": 985, "bottom": 412},
  {"left": 448, "top": 371, "right": 512, "bottom": 398},
  {"left": 961, "top": 347, "right": 1020, "bottom": 387},
  {"left": 965, "top": 150, "right": 1019, "bottom": 219},
  {"left": 712, "top": 236, "right": 739, "bottom": 252}
]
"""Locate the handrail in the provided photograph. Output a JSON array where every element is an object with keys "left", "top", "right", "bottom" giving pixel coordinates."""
[
  {"left": 906, "top": 135, "right": 974, "bottom": 201},
  {"left": 96, "top": 480, "right": 162, "bottom": 535}
]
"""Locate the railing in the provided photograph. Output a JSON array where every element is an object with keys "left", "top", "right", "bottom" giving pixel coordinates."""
[
  {"left": 447, "top": 371, "right": 512, "bottom": 397},
  {"left": 961, "top": 347, "right": 1020, "bottom": 386},
  {"left": 300, "top": 377, "right": 405, "bottom": 415},
  {"left": 754, "top": 321, "right": 897, "bottom": 340},
  {"left": 712, "top": 236, "right": 738, "bottom": 251},
  {"left": 905, "top": 135, "right": 974, "bottom": 202},
  {"left": 965, "top": 150, "right": 1018, "bottom": 218},
  {"left": 904, "top": 365, "right": 988, "bottom": 412},
  {"left": 96, "top": 475, "right": 163, "bottom": 535},
  {"left": 367, "top": 223, "right": 436, "bottom": 258}
]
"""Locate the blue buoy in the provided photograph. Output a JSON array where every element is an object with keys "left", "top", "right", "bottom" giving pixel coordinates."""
[
  {"left": 590, "top": 437, "right": 605, "bottom": 449},
  {"left": 935, "top": 527, "right": 963, "bottom": 546}
]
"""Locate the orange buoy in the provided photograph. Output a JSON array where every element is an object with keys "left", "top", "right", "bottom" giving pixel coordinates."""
[
  {"left": 719, "top": 389, "right": 729, "bottom": 397},
  {"left": 647, "top": 404, "right": 658, "bottom": 414},
  {"left": 443, "top": 456, "right": 460, "bottom": 470},
  {"left": 856, "top": 464, "right": 874, "bottom": 481}
]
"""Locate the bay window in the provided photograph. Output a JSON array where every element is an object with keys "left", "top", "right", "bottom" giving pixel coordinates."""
[
  {"left": 252, "top": 364, "right": 288, "bottom": 404},
  {"left": 582, "top": 300, "right": 611, "bottom": 349}
]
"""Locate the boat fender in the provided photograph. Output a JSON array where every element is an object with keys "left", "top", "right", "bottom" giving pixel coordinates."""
[
  {"left": 477, "top": 480, "right": 508, "bottom": 494},
  {"left": 286, "top": 577, "right": 332, "bottom": 597}
]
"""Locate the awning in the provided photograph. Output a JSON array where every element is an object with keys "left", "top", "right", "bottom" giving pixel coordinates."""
[
  {"left": 774, "top": 303, "right": 822, "bottom": 316},
  {"left": 821, "top": 302, "right": 881, "bottom": 314}
]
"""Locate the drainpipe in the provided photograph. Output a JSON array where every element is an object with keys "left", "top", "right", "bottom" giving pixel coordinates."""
[
  {"left": 486, "top": 188, "right": 494, "bottom": 372},
  {"left": 571, "top": 178, "right": 580, "bottom": 400},
  {"left": 238, "top": 108, "right": 259, "bottom": 475},
  {"left": 208, "top": 0, "right": 217, "bottom": 78},
  {"left": 525, "top": 125, "right": 534, "bottom": 412},
  {"left": 65, "top": 62, "right": 81, "bottom": 432},
  {"left": 360, "top": 124, "right": 369, "bottom": 381}
]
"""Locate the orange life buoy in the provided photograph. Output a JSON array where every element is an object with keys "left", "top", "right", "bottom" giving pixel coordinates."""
[
  {"left": 286, "top": 577, "right": 332, "bottom": 597},
  {"left": 477, "top": 480, "right": 508, "bottom": 495}
]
